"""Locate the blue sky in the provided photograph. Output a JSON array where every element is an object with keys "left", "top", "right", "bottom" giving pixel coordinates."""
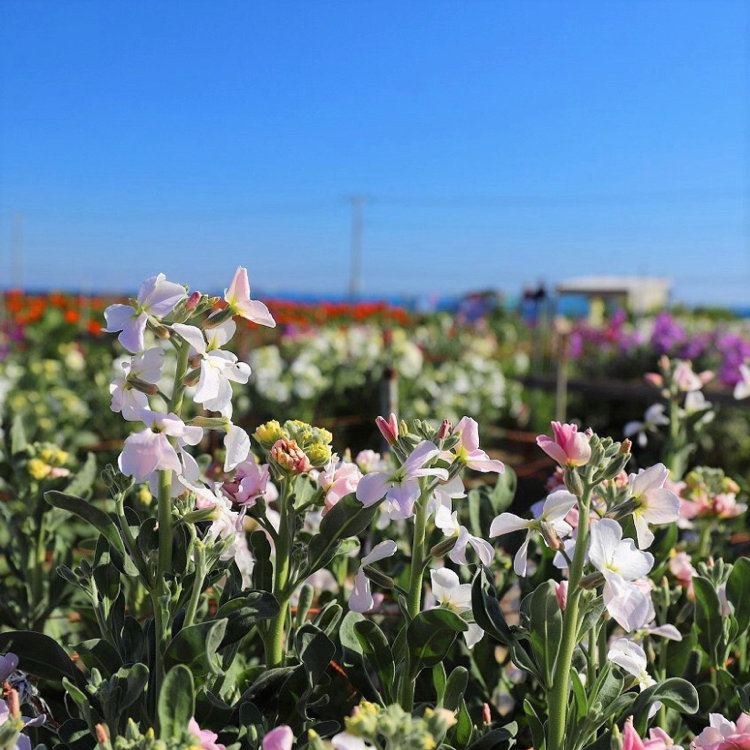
[{"left": 0, "top": 0, "right": 747, "bottom": 304}]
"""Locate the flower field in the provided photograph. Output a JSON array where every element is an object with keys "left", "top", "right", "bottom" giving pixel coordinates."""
[{"left": 0, "top": 268, "right": 749, "bottom": 750}]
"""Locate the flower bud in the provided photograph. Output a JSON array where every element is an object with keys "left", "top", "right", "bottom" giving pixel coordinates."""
[
  {"left": 482, "top": 703, "right": 492, "bottom": 725},
  {"left": 436, "top": 419, "right": 452, "bottom": 440},
  {"left": 425, "top": 706, "right": 457, "bottom": 735},
  {"left": 146, "top": 318, "right": 170, "bottom": 338},
  {"left": 270, "top": 438, "right": 312, "bottom": 475},
  {"left": 376, "top": 413, "right": 398, "bottom": 445},
  {"left": 204, "top": 306, "right": 234, "bottom": 329},
  {"left": 254, "top": 420, "right": 286, "bottom": 450},
  {"left": 95, "top": 724, "right": 109, "bottom": 746},
  {"left": 431, "top": 535, "right": 458, "bottom": 558},
  {"left": 363, "top": 565, "right": 395, "bottom": 589},
  {"left": 127, "top": 376, "right": 159, "bottom": 396},
  {"left": 540, "top": 521, "right": 564, "bottom": 551},
  {"left": 564, "top": 467, "right": 585, "bottom": 497},
  {"left": 579, "top": 571, "right": 605, "bottom": 589},
  {"left": 305, "top": 442, "right": 332, "bottom": 468},
  {"left": 185, "top": 291, "right": 202, "bottom": 311},
  {"left": 183, "top": 367, "right": 201, "bottom": 387},
  {"left": 8, "top": 688, "right": 20, "bottom": 718}
]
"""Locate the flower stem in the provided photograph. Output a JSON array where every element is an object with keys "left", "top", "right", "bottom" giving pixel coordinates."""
[
  {"left": 183, "top": 542, "right": 206, "bottom": 628},
  {"left": 157, "top": 469, "right": 174, "bottom": 583},
  {"left": 264, "top": 479, "right": 293, "bottom": 668},
  {"left": 547, "top": 481, "right": 592, "bottom": 750},
  {"left": 398, "top": 492, "right": 428, "bottom": 711}
]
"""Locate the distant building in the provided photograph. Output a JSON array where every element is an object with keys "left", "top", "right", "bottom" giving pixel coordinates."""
[{"left": 556, "top": 275, "right": 671, "bottom": 322}]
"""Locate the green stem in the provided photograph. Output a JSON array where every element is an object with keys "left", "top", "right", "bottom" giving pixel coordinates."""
[
  {"left": 30, "top": 510, "right": 47, "bottom": 624},
  {"left": 406, "top": 496, "right": 428, "bottom": 620},
  {"left": 183, "top": 543, "right": 206, "bottom": 628},
  {"left": 547, "top": 481, "right": 592, "bottom": 750},
  {"left": 398, "top": 492, "right": 429, "bottom": 712},
  {"left": 157, "top": 470, "right": 174, "bottom": 584},
  {"left": 264, "top": 479, "right": 293, "bottom": 668}
]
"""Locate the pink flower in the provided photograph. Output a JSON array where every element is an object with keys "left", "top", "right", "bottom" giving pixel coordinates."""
[
  {"left": 672, "top": 361, "right": 713, "bottom": 392},
  {"left": 315, "top": 459, "right": 363, "bottom": 512},
  {"left": 555, "top": 580, "right": 568, "bottom": 610},
  {"left": 262, "top": 725, "right": 294, "bottom": 750},
  {"left": 691, "top": 713, "right": 750, "bottom": 750},
  {"left": 224, "top": 266, "right": 276, "bottom": 327},
  {"left": 452, "top": 416, "right": 505, "bottom": 473},
  {"left": 376, "top": 413, "right": 399, "bottom": 445},
  {"left": 188, "top": 717, "right": 226, "bottom": 750},
  {"left": 536, "top": 422, "right": 592, "bottom": 467},
  {"left": 269, "top": 438, "right": 312, "bottom": 475},
  {"left": 623, "top": 718, "right": 682, "bottom": 750},
  {"left": 222, "top": 460, "right": 271, "bottom": 509},
  {"left": 669, "top": 551, "right": 696, "bottom": 590}
]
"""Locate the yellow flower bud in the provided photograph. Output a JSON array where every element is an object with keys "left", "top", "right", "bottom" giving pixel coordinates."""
[
  {"left": 28, "top": 458, "right": 51, "bottom": 480},
  {"left": 253, "top": 420, "right": 286, "bottom": 449}
]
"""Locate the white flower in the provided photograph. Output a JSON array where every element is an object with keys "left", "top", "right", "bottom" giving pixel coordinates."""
[
  {"left": 173, "top": 323, "right": 251, "bottom": 418},
  {"left": 356, "top": 441, "right": 449, "bottom": 520},
  {"left": 434, "top": 505, "right": 493, "bottom": 566},
  {"left": 624, "top": 403, "right": 669, "bottom": 447},
  {"left": 490, "top": 490, "right": 577, "bottom": 576},
  {"left": 628, "top": 464, "right": 681, "bottom": 549},
  {"left": 589, "top": 519, "right": 655, "bottom": 632},
  {"left": 119, "top": 411, "right": 202, "bottom": 482},
  {"left": 104, "top": 273, "right": 186, "bottom": 353},
  {"left": 589, "top": 519, "right": 654, "bottom": 581},
  {"left": 430, "top": 567, "right": 484, "bottom": 648},
  {"left": 608, "top": 638, "right": 655, "bottom": 690},
  {"left": 110, "top": 347, "right": 165, "bottom": 421},
  {"left": 734, "top": 363, "right": 750, "bottom": 400},
  {"left": 224, "top": 266, "right": 276, "bottom": 327},
  {"left": 348, "top": 541, "right": 397, "bottom": 613}
]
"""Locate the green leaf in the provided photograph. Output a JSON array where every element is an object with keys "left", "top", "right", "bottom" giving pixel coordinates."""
[
  {"left": 165, "top": 619, "right": 228, "bottom": 676},
  {"left": 693, "top": 577, "right": 724, "bottom": 665},
  {"left": 443, "top": 666, "right": 469, "bottom": 712},
  {"left": 64, "top": 452, "right": 97, "bottom": 497},
  {"left": 523, "top": 699, "right": 545, "bottom": 750},
  {"left": 0, "top": 630, "right": 79, "bottom": 683},
  {"left": 44, "top": 491, "right": 125, "bottom": 557},
  {"left": 217, "top": 592, "right": 280, "bottom": 649},
  {"left": 472, "top": 566, "right": 513, "bottom": 646},
  {"left": 158, "top": 665, "right": 194, "bottom": 740},
  {"left": 727, "top": 558, "right": 750, "bottom": 635},
  {"left": 296, "top": 624, "right": 335, "bottom": 685},
  {"left": 249, "top": 531, "right": 273, "bottom": 592},
  {"left": 407, "top": 609, "right": 467, "bottom": 675},
  {"left": 454, "top": 698, "right": 473, "bottom": 746},
  {"left": 354, "top": 620, "right": 395, "bottom": 702},
  {"left": 529, "top": 580, "right": 562, "bottom": 688},
  {"left": 10, "top": 414, "right": 26, "bottom": 455},
  {"left": 631, "top": 679, "right": 699, "bottom": 735},
  {"left": 433, "top": 663, "right": 447, "bottom": 706},
  {"left": 307, "top": 495, "right": 380, "bottom": 571}
]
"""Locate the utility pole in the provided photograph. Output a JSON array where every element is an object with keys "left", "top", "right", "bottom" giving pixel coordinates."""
[{"left": 347, "top": 195, "right": 368, "bottom": 300}]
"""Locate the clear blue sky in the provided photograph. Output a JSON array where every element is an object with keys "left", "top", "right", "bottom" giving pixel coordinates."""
[{"left": 1, "top": 0, "right": 747, "bottom": 304}]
